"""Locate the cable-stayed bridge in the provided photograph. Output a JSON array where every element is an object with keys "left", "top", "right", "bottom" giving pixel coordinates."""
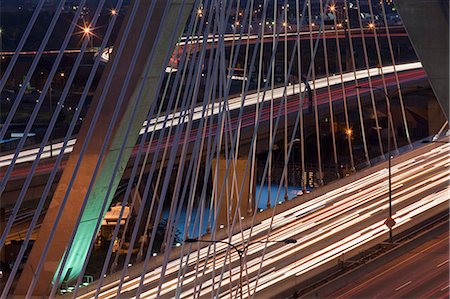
[{"left": 0, "top": 0, "right": 447, "bottom": 298}]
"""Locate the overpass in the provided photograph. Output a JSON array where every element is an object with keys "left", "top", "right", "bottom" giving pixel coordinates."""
[
  {"left": 1, "top": 62, "right": 428, "bottom": 207},
  {"left": 73, "top": 139, "right": 450, "bottom": 298}
]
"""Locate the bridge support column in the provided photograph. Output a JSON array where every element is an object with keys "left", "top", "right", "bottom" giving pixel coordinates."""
[
  {"left": 395, "top": 0, "right": 449, "bottom": 119},
  {"left": 212, "top": 157, "right": 254, "bottom": 229},
  {"left": 16, "top": 0, "right": 194, "bottom": 296}
]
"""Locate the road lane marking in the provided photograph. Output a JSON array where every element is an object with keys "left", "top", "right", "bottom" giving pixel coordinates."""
[
  {"left": 334, "top": 235, "right": 450, "bottom": 299},
  {"left": 395, "top": 280, "right": 412, "bottom": 291},
  {"left": 437, "top": 259, "right": 449, "bottom": 268}
]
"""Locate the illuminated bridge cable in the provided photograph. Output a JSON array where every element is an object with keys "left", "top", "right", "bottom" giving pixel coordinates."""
[
  {"left": 149, "top": 6, "right": 222, "bottom": 297},
  {"left": 331, "top": 0, "right": 355, "bottom": 171},
  {"left": 380, "top": 0, "right": 412, "bottom": 147},
  {"left": 0, "top": 0, "right": 67, "bottom": 145},
  {"left": 134, "top": 10, "right": 203, "bottom": 266},
  {"left": 249, "top": 1, "right": 331, "bottom": 296},
  {"left": 172, "top": 54, "right": 219, "bottom": 295},
  {"left": 308, "top": 0, "right": 324, "bottom": 186},
  {"left": 212, "top": 1, "right": 274, "bottom": 294},
  {"left": 283, "top": 0, "right": 289, "bottom": 202},
  {"left": 367, "top": 0, "right": 398, "bottom": 152},
  {"left": 94, "top": 5, "right": 203, "bottom": 298},
  {"left": 3, "top": 0, "right": 428, "bottom": 297},
  {"left": 355, "top": 0, "right": 384, "bottom": 157},
  {"left": 0, "top": 0, "right": 46, "bottom": 94},
  {"left": 122, "top": 7, "right": 208, "bottom": 290},
  {"left": 213, "top": 0, "right": 312, "bottom": 296},
  {"left": 107, "top": 17, "right": 195, "bottom": 276},
  {"left": 178, "top": 2, "right": 244, "bottom": 294},
  {"left": 215, "top": 0, "right": 312, "bottom": 296},
  {"left": 132, "top": 12, "right": 215, "bottom": 299},
  {"left": 4, "top": 0, "right": 125, "bottom": 294},
  {"left": 111, "top": 2, "right": 213, "bottom": 296},
  {"left": 343, "top": 0, "right": 371, "bottom": 166},
  {"left": 296, "top": 0, "right": 307, "bottom": 190},
  {"left": 70, "top": 1, "right": 195, "bottom": 297},
  {"left": 175, "top": 0, "right": 276, "bottom": 296},
  {"left": 232, "top": 0, "right": 256, "bottom": 219},
  {"left": 267, "top": 0, "right": 276, "bottom": 210},
  {"left": 271, "top": 0, "right": 278, "bottom": 208},
  {"left": 0, "top": 0, "right": 67, "bottom": 190},
  {"left": 49, "top": 4, "right": 127, "bottom": 297},
  {"left": 318, "top": 0, "right": 339, "bottom": 178},
  {"left": 0, "top": 1, "right": 115, "bottom": 296},
  {"left": 0, "top": 0, "right": 90, "bottom": 203},
  {"left": 0, "top": 0, "right": 86, "bottom": 257},
  {"left": 92, "top": 5, "right": 203, "bottom": 294},
  {"left": 181, "top": 6, "right": 246, "bottom": 292},
  {"left": 23, "top": 0, "right": 151, "bottom": 294}
]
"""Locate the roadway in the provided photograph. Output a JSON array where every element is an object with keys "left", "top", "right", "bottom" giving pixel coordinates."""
[
  {"left": 0, "top": 62, "right": 427, "bottom": 207},
  {"left": 73, "top": 139, "right": 450, "bottom": 299},
  {"left": 100, "top": 27, "right": 409, "bottom": 67},
  {"left": 326, "top": 230, "right": 449, "bottom": 299},
  {"left": 0, "top": 62, "right": 424, "bottom": 170},
  {"left": 0, "top": 62, "right": 427, "bottom": 209}
]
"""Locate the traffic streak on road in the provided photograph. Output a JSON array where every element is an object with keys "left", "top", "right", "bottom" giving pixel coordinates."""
[
  {"left": 327, "top": 230, "right": 449, "bottom": 299},
  {"left": 74, "top": 141, "right": 450, "bottom": 299},
  {"left": 0, "top": 62, "right": 424, "bottom": 173}
]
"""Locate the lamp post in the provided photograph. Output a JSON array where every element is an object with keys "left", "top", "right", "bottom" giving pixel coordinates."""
[
  {"left": 355, "top": 85, "right": 395, "bottom": 243},
  {"left": 185, "top": 237, "right": 297, "bottom": 298},
  {"left": 49, "top": 82, "right": 53, "bottom": 157}
]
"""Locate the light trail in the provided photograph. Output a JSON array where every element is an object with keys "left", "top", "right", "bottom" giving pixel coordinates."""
[
  {"left": 0, "top": 62, "right": 423, "bottom": 168},
  {"left": 75, "top": 142, "right": 450, "bottom": 299}
]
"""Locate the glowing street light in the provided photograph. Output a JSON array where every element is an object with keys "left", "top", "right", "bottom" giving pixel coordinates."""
[
  {"left": 81, "top": 24, "right": 94, "bottom": 48},
  {"left": 185, "top": 238, "right": 297, "bottom": 299},
  {"left": 355, "top": 85, "right": 397, "bottom": 243},
  {"left": 83, "top": 26, "right": 91, "bottom": 36},
  {"left": 345, "top": 128, "right": 353, "bottom": 137},
  {"left": 110, "top": 9, "right": 118, "bottom": 16},
  {"left": 368, "top": 22, "right": 376, "bottom": 29},
  {"left": 329, "top": 4, "right": 336, "bottom": 12}
]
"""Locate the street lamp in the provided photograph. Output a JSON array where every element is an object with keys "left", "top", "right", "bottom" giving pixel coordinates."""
[
  {"left": 356, "top": 84, "right": 426, "bottom": 241},
  {"left": 355, "top": 85, "right": 395, "bottom": 243},
  {"left": 185, "top": 237, "right": 297, "bottom": 298},
  {"left": 81, "top": 24, "right": 94, "bottom": 49}
]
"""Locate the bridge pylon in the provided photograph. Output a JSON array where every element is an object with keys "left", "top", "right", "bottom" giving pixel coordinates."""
[{"left": 15, "top": 0, "right": 194, "bottom": 295}]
